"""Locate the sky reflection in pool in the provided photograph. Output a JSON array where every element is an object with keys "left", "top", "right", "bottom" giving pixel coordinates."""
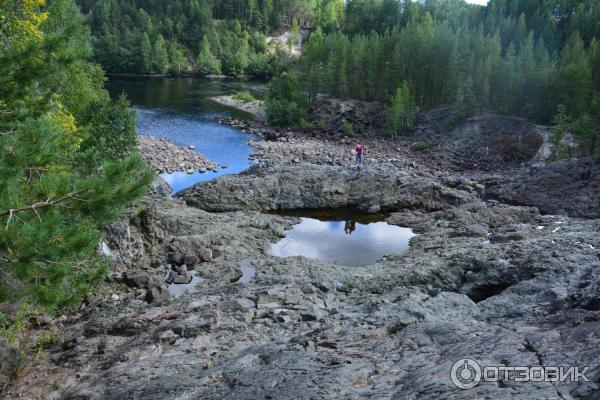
[{"left": 269, "top": 217, "right": 415, "bottom": 267}]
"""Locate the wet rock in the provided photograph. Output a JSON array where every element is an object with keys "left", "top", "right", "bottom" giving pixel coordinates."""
[
  {"left": 173, "top": 273, "right": 192, "bottom": 285},
  {"left": 145, "top": 286, "right": 170, "bottom": 304},
  {"left": 14, "top": 159, "right": 600, "bottom": 400},
  {"left": 122, "top": 271, "right": 162, "bottom": 289},
  {"left": 176, "top": 265, "right": 188, "bottom": 275}
]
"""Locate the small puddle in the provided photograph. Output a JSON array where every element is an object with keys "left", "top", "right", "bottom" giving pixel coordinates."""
[
  {"left": 238, "top": 259, "right": 256, "bottom": 284},
  {"left": 269, "top": 209, "right": 415, "bottom": 267},
  {"left": 168, "top": 272, "right": 204, "bottom": 297}
]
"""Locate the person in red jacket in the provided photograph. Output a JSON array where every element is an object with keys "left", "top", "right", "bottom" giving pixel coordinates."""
[{"left": 354, "top": 144, "right": 364, "bottom": 166}]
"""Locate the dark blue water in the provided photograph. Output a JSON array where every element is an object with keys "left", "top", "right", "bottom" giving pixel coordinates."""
[{"left": 106, "top": 77, "right": 264, "bottom": 193}]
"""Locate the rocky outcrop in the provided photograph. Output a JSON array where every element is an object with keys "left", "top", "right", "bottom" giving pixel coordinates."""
[
  {"left": 484, "top": 154, "right": 600, "bottom": 218},
  {"left": 412, "top": 108, "right": 547, "bottom": 170},
  {"left": 178, "top": 163, "right": 479, "bottom": 213},
  {"left": 7, "top": 194, "right": 599, "bottom": 400},
  {"left": 306, "top": 98, "right": 385, "bottom": 134},
  {"left": 3, "top": 157, "right": 599, "bottom": 399}
]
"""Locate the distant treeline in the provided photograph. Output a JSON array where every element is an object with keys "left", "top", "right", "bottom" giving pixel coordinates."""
[
  {"left": 267, "top": 0, "right": 600, "bottom": 155},
  {"left": 78, "top": 0, "right": 344, "bottom": 77}
]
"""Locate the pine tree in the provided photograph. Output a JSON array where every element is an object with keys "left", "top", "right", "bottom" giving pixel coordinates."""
[
  {"left": 558, "top": 32, "right": 592, "bottom": 117},
  {"left": 152, "top": 34, "right": 169, "bottom": 73},
  {"left": 0, "top": 0, "right": 152, "bottom": 310},
  {"left": 574, "top": 93, "right": 600, "bottom": 155},
  {"left": 265, "top": 72, "right": 307, "bottom": 126},
  {"left": 454, "top": 76, "right": 478, "bottom": 120},
  {"left": 386, "top": 82, "right": 416, "bottom": 136},
  {"left": 169, "top": 41, "right": 187, "bottom": 75},
  {"left": 289, "top": 18, "right": 299, "bottom": 50},
  {"left": 196, "top": 36, "right": 221, "bottom": 76},
  {"left": 140, "top": 32, "right": 153, "bottom": 73},
  {"left": 549, "top": 104, "right": 572, "bottom": 159}
]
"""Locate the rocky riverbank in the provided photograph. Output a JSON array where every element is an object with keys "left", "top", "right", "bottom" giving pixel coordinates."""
[
  {"left": 4, "top": 169, "right": 599, "bottom": 399},
  {"left": 2, "top": 102, "right": 599, "bottom": 399},
  {"left": 137, "top": 134, "right": 219, "bottom": 174},
  {"left": 215, "top": 104, "right": 549, "bottom": 174},
  {"left": 211, "top": 95, "right": 266, "bottom": 122}
]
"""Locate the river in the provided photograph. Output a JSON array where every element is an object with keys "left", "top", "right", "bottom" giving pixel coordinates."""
[
  {"left": 106, "top": 76, "right": 264, "bottom": 193},
  {"left": 107, "top": 77, "right": 414, "bottom": 268}
]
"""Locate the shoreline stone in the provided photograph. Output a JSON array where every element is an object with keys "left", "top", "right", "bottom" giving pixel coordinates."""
[
  {"left": 2, "top": 105, "right": 599, "bottom": 399},
  {"left": 6, "top": 184, "right": 598, "bottom": 399},
  {"left": 137, "top": 134, "right": 219, "bottom": 174},
  {"left": 211, "top": 95, "right": 266, "bottom": 122}
]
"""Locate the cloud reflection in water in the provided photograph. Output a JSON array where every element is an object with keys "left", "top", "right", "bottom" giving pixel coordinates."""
[{"left": 270, "top": 217, "right": 415, "bottom": 267}]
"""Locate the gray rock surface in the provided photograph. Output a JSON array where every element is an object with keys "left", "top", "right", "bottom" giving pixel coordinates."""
[
  {"left": 485, "top": 154, "right": 600, "bottom": 218},
  {"left": 178, "top": 163, "right": 478, "bottom": 213},
  {"left": 5, "top": 183, "right": 599, "bottom": 399}
]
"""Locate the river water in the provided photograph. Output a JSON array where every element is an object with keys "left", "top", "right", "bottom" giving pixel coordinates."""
[
  {"left": 106, "top": 76, "right": 264, "bottom": 193},
  {"left": 108, "top": 77, "right": 413, "bottom": 267}
]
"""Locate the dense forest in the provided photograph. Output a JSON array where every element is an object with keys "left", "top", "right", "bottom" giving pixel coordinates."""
[
  {"left": 80, "top": 0, "right": 599, "bottom": 156},
  {"left": 78, "top": 0, "right": 344, "bottom": 77},
  {"left": 0, "top": 0, "right": 152, "bottom": 311},
  {"left": 265, "top": 0, "right": 600, "bottom": 156}
]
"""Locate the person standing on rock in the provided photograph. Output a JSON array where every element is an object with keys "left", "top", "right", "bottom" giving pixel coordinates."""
[{"left": 354, "top": 144, "right": 364, "bottom": 166}]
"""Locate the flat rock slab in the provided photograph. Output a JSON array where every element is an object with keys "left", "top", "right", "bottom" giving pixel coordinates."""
[{"left": 178, "top": 163, "right": 478, "bottom": 213}]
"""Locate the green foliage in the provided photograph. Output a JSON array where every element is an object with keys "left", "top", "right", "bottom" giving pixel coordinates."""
[
  {"left": 550, "top": 104, "right": 573, "bottom": 159},
  {"left": 265, "top": 72, "right": 307, "bottom": 126},
  {"left": 0, "top": 305, "right": 60, "bottom": 380},
  {"left": 573, "top": 93, "right": 600, "bottom": 155},
  {"left": 196, "top": 36, "right": 221, "bottom": 76},
  {"left": 168, "top": 41, "right": 187, "bottom": 75},
  {"left": 152, "top": 34, "right": 169, "bottom": 73},
  {"left": 0, "top": 0, "right": 153, "bottom": 310},
  {"left": 83, "top": 0, "right": 310, "bottom": 77},
  {"left": 79, "top": 94, "right": 138, "bottom": 163},
  {"left": 342, "top": 123, "right": 355, "bottom": 137},
  {"left": 386, "top": 82, "right": 416, "bottom": 136},
  {"left": 289, "top": 18, "right": 300, "bottom": 50},
  {"left": 298, "top": 118, "right": 314, "bottom": 129},
  {"left": 232, "top": 90, "right": 257, "bottom": 103},
  {"left": 295, "top": 0, "right": 600, "bottom": 139},
  {"left": 454, "top": 77, "right": 478, "bottom": 120},
  {"left": 416, "top": 141, "right": 432, "bottom": 151}
]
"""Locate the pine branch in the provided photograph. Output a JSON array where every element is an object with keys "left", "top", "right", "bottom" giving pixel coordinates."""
[{"left": 1, "top": 189, "right": 88, "bottom": 229}]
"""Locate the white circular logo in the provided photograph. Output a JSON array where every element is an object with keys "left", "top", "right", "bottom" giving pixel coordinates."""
[{"left": 450, "top": 358, "right": 482, "bottom": 389}]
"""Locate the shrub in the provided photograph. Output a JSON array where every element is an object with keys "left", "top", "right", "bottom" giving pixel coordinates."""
[
  {"left": 415, "top": 141, "right": 431, "bottom": 151},
  {"left": 343, "top": 123, "right": 355, "bottom": 137},
  {"left": 299, "top": 118, "right": 314, "bottom": 129},
  {"left": 386, "top": 82, "right": 416, "bottom": 136},
  {"left": 0, "top": 305, "right": 60, "bottom": 381},
  {"left": 232, "top": 90, "right": 257, "bottom": 103}
]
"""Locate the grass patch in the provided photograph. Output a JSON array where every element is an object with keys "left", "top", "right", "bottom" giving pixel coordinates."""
[{"left": 232, "top": 90, "right": 257, "bottom": 103}]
